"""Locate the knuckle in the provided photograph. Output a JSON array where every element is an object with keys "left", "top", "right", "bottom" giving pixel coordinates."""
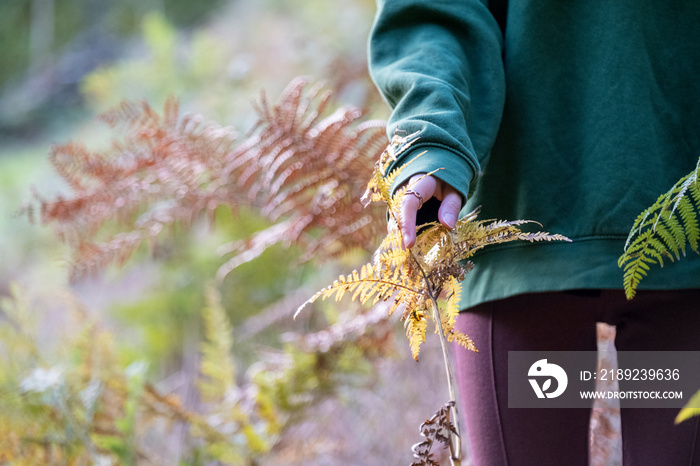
[{"left": 443, "top": 198, "right": 461, "bottom": 210}]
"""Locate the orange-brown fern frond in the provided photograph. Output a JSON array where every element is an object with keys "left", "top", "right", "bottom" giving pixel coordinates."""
[
  {"left": 31, "top": 79, "right": 388, "bottom": 280},
  {"left": 216, "top": 77, "right": 388, "bottom": 274},
  {"left": 37, "top": 97, "right": 242, "bottom": 279}
]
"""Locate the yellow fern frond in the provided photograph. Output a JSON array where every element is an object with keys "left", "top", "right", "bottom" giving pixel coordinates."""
[
  {"left": 298, "top": 130, "right": 571, "bottom": 464},
  {"left": 362, "top": 131, "right": 421, "bottom": 205},
  {"left": 452, "top": 217, "right": 570, "bottom": 262},
  {"left": 374, "top": 228, "right": 410, "bottom": 269},
  {"left": 295, "top": 262, "right": 425, "bottom": 319},
  {"left": 382, "top": 146, "right": 423, "bottom": 187},
  {"left": 675, "top": 389, "right": 700, "bottom": 424},
  {"left": 305, "top": 130, "right": 570, "bottom": 362},
  {"left": 415, "top": 224, "right": 450, "bottom": 263},
  {"left": 404, "top": 309, "right": 428, "bottom": 361},
  {"left": 377, "top": 247, "right": 412, "bottom": 270},
  {"left": 516, "top": 231, "right": 572, "bottom": 243},
  {"left": 446, "top": 328, "right": 477, "bottom": 353},
  {"left": 442, "top": 278, "right": 462, "bottom": 331}
]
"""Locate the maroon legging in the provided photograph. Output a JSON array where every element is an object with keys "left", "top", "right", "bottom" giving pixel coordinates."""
[{"left": 454, "top": 289, "right": 700, "bottom": 466}]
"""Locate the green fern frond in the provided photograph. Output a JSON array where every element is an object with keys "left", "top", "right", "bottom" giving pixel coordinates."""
[
  {"left": 199, "top": 285, "right": 236, "bottom": 403},
  {"left": 652, "top": 215, "right": 681, "bottom": 259},
  {"left": 619, "top": 157, "right": 700, "bottom": 299},
  {"left": 677, "top": 196, "right": 700, "bottom": 251},
  {"left": 622, "top": 250, "right": 653, "bottom": 297},
  {"left": 689, "top": 178, "right": 700, "bottom": 206},
  {"left": 663, "top": 209, "right": 687, "bottom": 255}
]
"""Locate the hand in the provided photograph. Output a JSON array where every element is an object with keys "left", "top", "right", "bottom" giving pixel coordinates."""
[{"left": 399, "top": 173, "right": 462, "bottom": 248}]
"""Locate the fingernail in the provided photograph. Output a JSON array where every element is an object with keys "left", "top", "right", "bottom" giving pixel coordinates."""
[
  {"left": 444, "top": 213, "right": 456, "bottom": 229},
  {"left": 401, "top": 232, "right": 412, "bottom": 249}
]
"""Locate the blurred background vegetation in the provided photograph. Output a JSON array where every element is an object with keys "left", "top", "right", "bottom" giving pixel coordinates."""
[{"left": 0, "top": 1, "right": 459, "bottom": 464}]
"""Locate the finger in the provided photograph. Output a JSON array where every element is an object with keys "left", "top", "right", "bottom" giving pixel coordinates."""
[
  {"left": 400, "top": 195, "right": 418, "bottom": 249},
  {"left": 437, "top": 185, "right": 462, "bottom": 229},
  {"left": 400, "top": 174, "right": 436, "bottom": 248}
]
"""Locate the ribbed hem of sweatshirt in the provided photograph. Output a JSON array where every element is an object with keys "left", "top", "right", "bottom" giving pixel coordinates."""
[{"left": 458, "top": 236, "right": 700, "bottom": 310}]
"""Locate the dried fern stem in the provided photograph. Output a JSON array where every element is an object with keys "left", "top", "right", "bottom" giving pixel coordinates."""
[
  {"left": 418, "top": 260, "right": 462, "bottom": 465},
  {"left": 431, "top": 302, "right": 462, "bottom": 465}
]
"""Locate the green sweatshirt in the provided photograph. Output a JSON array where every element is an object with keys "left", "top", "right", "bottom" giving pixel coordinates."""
[{"left": 369, "top": 0, "right": 700, "bottom": 309}]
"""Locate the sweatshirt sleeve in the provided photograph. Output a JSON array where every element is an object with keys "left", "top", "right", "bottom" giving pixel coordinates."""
[{"left": 368, "top": 0, "right": 506, "bottom": 202}]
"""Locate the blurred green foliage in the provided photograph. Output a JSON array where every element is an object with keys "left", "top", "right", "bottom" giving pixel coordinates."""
[
  {"left": 81, "top": 13, "right": 232, "bottom": 117},
  {"left": 68, "top": 10, "right": 376, "bottom": 375},
  {"left": 0, "top": 2, "right": 411, "bottom": 464},
  {"left": 0, "top": 282, "right": 144, "bottom": 464},
  {"left": 0, "top": 282, "right": 327, "bottom": 464},
  {"left": 0, "top": 0, "right": 223, "bottom": 90},
  {"left": 110, "top": 205, "right": 307, "bottom": 373}
]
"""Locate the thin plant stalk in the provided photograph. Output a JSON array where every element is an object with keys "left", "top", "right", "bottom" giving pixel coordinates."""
[
  {"left": 414, "top": 253, "right": 462, "bottom": 465},
  {"left": 429, "top": 297, "right": 462, "bottom": 465}
]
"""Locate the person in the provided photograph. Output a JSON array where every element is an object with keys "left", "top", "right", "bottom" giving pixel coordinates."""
[{"left": 368, "top": 1, "right": 700, "bottom": 465}]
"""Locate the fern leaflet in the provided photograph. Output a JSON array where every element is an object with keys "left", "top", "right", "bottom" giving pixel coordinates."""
[
  {"left": 299, "top": 131, "right": 570, "bottom": 364},
  {"left": 619, "top": 158, "right": 700, "bottom": 299}
]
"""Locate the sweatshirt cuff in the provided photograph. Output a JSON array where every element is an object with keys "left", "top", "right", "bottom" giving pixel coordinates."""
[{"left": 389, "top": 144, "right": 476, "bottom": 207}]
